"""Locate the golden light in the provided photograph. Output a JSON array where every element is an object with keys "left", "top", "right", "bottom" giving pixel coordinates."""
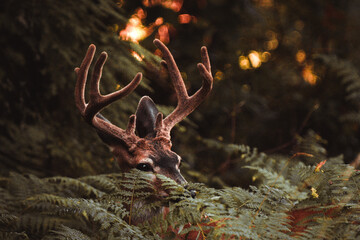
[
  {"left": 302, "top": 63, "right": 318, "bottom": 85},
  {"left": 120, "top": 20, "right": 147, "bottom": 42},
  {"left": 119, "top": 8, "right": 148, "bottom": 42},
  {"left": 311, "top": 187, "right": 319, "bottom": 198},
  {"left": 178, "top": 14, "right": 192, "bottom": 24},
  {"left": 239, "top": 56, "right": 251, "bottom": 70},
  {"left": 254, "top": 0, "right": 274, "bottom": 8},
  {"left": 164, "top": 0, "right": 183, "bottom": 12},
  {"left": 135, "top": 7, "right": 146, "bottom": 19},
  {"left": 154, "top": 49, "right": 162, "bottom": 57},
  {"left": 131, "top": 50, "right": 144, "bottom": 62},
  {"left": 296, "top": 50, "right": 306, "bottom": 63},
  {"left": 157, "top": 24, "right": 170, "bottom": 44},
  {"left": 265, "top": 39, "right": 278, "bottom": 50},
  {"left": 261, "top": 51, "right": 271, "bottom": 62},
  {"left": 238, "top": 50, "right": 270, "bottom": 70},
  {"left": 117, "top": 0, "right": 124, "bottom": 8},
  {"left": 120, "top": 1, "right": 185, "bottom": 44},
  {"left": 119, "top": 9, "right": 165, "bottom": 43},
  {"left": 142, "top": 0, "right": 183, "bottom": 12},
  {"left": 248, "top": 51, "right": 262, "bottom": 68},
  {"left": 154, "top": 17, "right": 164, "bottom": 26},
  {"left": 265, "top": 30, "right": 278, "bottom": 50},
  {"left": 214, "top": 70, "right": 224, "bottom": 81},
  {"left": 314, "top": 160, "right": 326, "bottom": 173}
]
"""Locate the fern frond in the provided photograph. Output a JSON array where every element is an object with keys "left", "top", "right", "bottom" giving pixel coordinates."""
[
  {"left": 79, "top": 175, "right": 118, "bottom": 194},
  {"left": 45, "top": 176, "right": 104, "bottom": 198},
  {"left": 315, "top": 54, "right": 360, "bottom": 117},
  {"left": 0, "top": 231, "right": 29, "bottom": 240},
  {"left": 42, "top": 225, "right": 90, "bottom": 240}
]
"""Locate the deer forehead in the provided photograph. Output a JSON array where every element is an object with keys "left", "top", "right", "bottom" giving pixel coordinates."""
[
  {"left": 133, "top": 146, "right": 181, "bottom": 166},
  {"left": 132, "top": 138, "right": 172, "bottom": 156},
  {"left": 130, "top": 140, "right": 180, "bottom": 168}
]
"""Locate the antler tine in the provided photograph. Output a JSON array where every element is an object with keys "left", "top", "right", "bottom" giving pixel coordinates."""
[
  {"left": 87, "top": 52, "right": 142, "bottom": 123},
  {"left": 153, "top": 39, "right": 213, "bottom": 138},
  {"left": 154, "top": 39, "right": 188, "bottom": 102},
  {"left": 75, "top": 44, "right": 96, "bottom": 115},
  {"left": 75, "top": 44, "right": 142, "bottom": 143}
]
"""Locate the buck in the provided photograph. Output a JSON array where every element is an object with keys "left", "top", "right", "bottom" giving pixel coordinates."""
[{"left": 74, "top": 39, "right": 213, "bottom": 222}]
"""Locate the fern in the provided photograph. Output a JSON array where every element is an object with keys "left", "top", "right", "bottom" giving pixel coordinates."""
[
  {"left": 0, "top": 148, "right": 359, "bottom": 239},
  {"left": 44, "top": 177, "right": 105, "bottom": 198},
  {"left": 42, "top": 225, "right": 91, "bottom": 240},
  {"left": 314, "top": 54, "right": 360, "bottom": 123},
  {"left": 0, "top": 231, "right": 29, "bottom": 240}
]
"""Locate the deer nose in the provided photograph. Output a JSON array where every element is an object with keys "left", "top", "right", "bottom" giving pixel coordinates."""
[
  {"left": 184, "top": 184, "right": 197, "bottom": 198},
  {"left": 190, "top": 189, "right": 196, "bottom": 198}
]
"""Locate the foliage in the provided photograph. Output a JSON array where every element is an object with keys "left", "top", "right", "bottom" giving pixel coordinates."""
[
  {"left": 0, "top": 143, "right": 359, "bottom": 239},
  {"left": 120, "top": 0, "right": 360, "bottom": 164},
  {"left": 0, "top": 0, "right": 360, "bottom": 239},
  {"left": 0, "top": 0, "right": 161, "bottom": 177}
]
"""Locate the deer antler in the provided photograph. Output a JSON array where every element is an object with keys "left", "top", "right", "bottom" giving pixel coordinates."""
[
  {"left": 74, "top": 44, "right": 142, "bottom": 146},
  {"left": 153, "top": 39, "right": 213, "bottom": 139}
]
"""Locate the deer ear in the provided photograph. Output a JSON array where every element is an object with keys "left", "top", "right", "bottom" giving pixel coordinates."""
[{"left": 135, "top": 96, "right": 159, "bottom": 138}]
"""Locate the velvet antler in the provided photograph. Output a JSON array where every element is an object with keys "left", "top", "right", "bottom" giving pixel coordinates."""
[
  {"left": 74, "top": 44, "right": 142, "bottom": 146},
  {"left": 153, "top": 39, "right": 213, "bottom": 139}
]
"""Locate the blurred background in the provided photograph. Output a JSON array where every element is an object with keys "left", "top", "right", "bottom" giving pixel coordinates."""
[{"left": 1, "top": 0, "right": 359, "bottom": 187}]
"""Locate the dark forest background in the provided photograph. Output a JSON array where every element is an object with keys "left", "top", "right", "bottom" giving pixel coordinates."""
[{"left": 1, "top": 0, "right": 359, "bottom": 186}]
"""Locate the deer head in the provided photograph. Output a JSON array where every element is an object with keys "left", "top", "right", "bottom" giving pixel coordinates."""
[{"left": 74, "top": 39, "right": 213, "bottom": 187}]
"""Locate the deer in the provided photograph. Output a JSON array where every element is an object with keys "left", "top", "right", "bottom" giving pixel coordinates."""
[{"left": 74, "top": 39, "right": 213, "bottom": 224}]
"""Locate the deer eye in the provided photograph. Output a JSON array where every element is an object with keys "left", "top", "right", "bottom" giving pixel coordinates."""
[{"left": 136, "top": 163, "right": 153, "bottom": 172}]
